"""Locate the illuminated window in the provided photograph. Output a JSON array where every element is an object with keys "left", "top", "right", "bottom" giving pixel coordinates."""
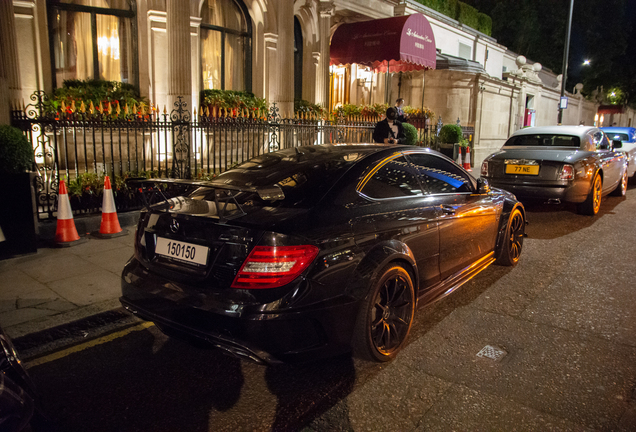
[
  {"left": 201, "top": 0, "right": 252, "bottom": 91},
  {"left": 48, "top": 0, "right": 136, "bottom": 87}
]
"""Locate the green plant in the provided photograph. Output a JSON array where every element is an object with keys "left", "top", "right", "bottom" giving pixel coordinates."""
[
  {"left": 414, "top": 0, "right": 491, "bottom": 35},
  {"left": 47, "top": 79, "right": 147, "bottom": 118},
  {"left": 295, "top": 99, "right": 326, "bottom": 117},
  {"left": 458, "top": 138, "right": 469, "bottom": 148},
  {"left": 200, "top": 89, "right": 267, "bottom": 116},
  {"left": 0, "top": 125, "right": 33, "bottom": 174},
  {"left": 439, "top": 124, "right": 463, "bottom": 144},
  {"left": 402, "top": 123, "right": 419, "bottom": 145},
  {"left": 477, "top": 13, "right": 492, "bottom": 36},
  {"left": 457, "top": 2, "right": 479, "bottom": 30}
]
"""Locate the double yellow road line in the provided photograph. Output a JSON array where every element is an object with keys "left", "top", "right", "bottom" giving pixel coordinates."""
[{"left": 25, "top": 322, "right": 155, "bottom": 368}]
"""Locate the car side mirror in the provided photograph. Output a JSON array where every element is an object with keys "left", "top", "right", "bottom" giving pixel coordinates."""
[
  {"left": 477, "top": 177, "right": 491, "bottom": 194},
  {"left": 612, "top": 139, "right": 623, "bottom": 149}
]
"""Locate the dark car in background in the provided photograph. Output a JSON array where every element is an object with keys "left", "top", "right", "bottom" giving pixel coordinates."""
[
  {"left": 120, "top": 145, "right": 525, "bottom": 364},
  {"left": 600, "top": 126, "right": 636, "bottom": 180},
  {"left": 0, "top": 326, "right": 48, "bottom": 431},
  {"left": 480, "top": 126, "right": 627, "bottom": 215}
]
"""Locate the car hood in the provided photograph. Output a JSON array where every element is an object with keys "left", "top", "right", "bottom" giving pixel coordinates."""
[{"left": 489, "top": 147, "right": 585, "bottom": 163}]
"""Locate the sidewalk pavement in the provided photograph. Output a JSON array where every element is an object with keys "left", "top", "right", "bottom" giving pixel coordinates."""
[{"left": 0, "top": 213, "right": 139, "bottom": 341}]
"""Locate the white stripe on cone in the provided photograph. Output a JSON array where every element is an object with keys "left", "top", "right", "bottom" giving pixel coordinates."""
[
  {"left": 102, "top": 187, "right": 117, "bottom": 213},
  {"left": 57, "top": 186, "right": 74, "bottom": 220}
]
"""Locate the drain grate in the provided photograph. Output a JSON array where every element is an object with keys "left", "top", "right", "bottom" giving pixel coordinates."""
[{"left": 476, "top": 345, "right": 507, "bottom": 362}]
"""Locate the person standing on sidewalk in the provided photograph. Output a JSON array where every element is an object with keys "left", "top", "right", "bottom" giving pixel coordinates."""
[
  {"left": 373, "top": 107, "right": 405, "bottom": 144},
  {"left": 395, "top": 98, "right": 409, "bottom": 123}
]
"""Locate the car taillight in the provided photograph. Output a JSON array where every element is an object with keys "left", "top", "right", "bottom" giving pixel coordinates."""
[
  {"left": 231, "top": 245, "right": 319, "bottom": 289},
  {"left": 481, "top": 160, "right": 489, "bottom": 177},
  {"left": 559, "top": 164, "right": 574, "bottom": 180}
]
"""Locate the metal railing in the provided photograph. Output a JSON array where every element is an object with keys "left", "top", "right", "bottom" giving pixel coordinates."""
[{"left": 11, "top": 92, "right": 440, "bottom": 220}]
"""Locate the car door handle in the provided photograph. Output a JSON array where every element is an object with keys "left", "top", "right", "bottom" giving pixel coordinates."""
[{"left": 440, "top": 205, "right": 456, "bottom": 215}]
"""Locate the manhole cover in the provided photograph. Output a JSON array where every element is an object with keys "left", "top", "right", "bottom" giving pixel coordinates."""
[{"left": 476, "top": 345, "right": 507, "bottom": 361}]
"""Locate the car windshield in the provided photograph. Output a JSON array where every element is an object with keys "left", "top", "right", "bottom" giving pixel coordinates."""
[
  {"left": 605, "top": 133, "right": 630, "bottom": 141},
  {"left": 189, "top": 146, "right": 368, "bottom": 208},
  {"left": 504, "top": 134, "right": 580, "bottom": 147}
]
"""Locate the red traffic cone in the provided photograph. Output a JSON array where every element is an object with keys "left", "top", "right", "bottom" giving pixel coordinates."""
[
  {"left": 55, "top": 180, "right": 84, "bottom": 246},
  {"left": 93, "top": 176, "right": 127, "bottom": 238},
  {"left": 463, "top": 146, "right": 472, "bottom": 171},
  {"left": 456, "top": 150, "right": 463, "bottom": 166}
]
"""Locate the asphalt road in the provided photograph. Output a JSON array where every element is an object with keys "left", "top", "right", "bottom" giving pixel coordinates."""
[{"left": 24, "top": 186, "right": 636, "bottom": 432}]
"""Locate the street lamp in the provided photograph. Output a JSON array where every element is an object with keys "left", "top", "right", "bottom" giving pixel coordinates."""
[
  {"left": 557, "top": 0, "right": 575, "bottom": 125},
  {"left": 583, "top": 59, "right": 590, "bottom": 66}
]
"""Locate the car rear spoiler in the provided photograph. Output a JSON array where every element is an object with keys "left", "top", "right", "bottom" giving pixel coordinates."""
[{"left": 126, "top": 178, "right": 285, "bottom": 223}]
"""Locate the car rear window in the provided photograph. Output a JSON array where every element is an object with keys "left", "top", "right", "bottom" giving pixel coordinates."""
[
  {"left": 188, "top": 147, "right": 367, "bottom": 208},
  {"left": 504, "top": 134, "right": 580, "bottom": 147}
]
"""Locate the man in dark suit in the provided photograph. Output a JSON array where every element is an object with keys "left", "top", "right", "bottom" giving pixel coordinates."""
[{"left": 373, "top": 107, "right": 405, "bottom": 144}]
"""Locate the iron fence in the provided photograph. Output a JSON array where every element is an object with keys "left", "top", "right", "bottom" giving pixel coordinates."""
[{"left": 11, "top": 92, "right": 441, "bottom": 221}]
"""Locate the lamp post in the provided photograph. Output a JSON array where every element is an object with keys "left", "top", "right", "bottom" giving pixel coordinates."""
[{"left": 557, "top": 0, "right": 575, "bottom": 125}]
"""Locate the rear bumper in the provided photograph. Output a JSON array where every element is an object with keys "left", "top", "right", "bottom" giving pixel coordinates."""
[
  {"left": 488, "top": 179, "right": 588, "bottom": 203},
  {"left": 120, "top": 259, "right": 358, "bottom": 364}
]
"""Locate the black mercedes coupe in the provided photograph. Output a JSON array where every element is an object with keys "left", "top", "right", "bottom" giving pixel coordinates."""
[{"left": 120, "top": 145, "right": 525, "bottom": 364}]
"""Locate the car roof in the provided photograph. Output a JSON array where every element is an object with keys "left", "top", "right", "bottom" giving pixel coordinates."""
[
  {"left": 511, "top": 125, "right": 600, "bottom": 139},
  {"left": 600, "top": 126, "right": 636, "bottom": 134}
]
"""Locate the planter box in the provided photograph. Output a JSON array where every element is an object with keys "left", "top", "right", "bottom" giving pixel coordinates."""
[{"left": 0, "top": 172, "right": 38, "bottom": 259}]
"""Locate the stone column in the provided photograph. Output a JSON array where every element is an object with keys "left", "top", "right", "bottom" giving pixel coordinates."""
[
  {"left": 0, "top": 1, "right": 21, "bottom": 125},
  {"left": 167, "top": 0, "right": 192, "bottom": 111},
  {"left": 274, "top": 0, "right": 294, "bottom": 117},
  {"left": 315, "top": 1, "right": 334, "bottom": 108}
]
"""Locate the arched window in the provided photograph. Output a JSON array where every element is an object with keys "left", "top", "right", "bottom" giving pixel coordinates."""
[
  {"left": 47, "top": 0, "right": 137, "bottom": 87},
  {"left": 201, "top": 0, "right": 252, "bottom": 91}
]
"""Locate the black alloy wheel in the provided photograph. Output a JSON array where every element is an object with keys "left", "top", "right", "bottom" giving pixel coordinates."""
[
  {"left": 353, "top": 264, "right": 415, "bottom": 362},
  {"left": 496, "top": 208, "right": 525, "bottom": 266},
  {"left": 611, "top": 168, "right": 628, "bottom": 197}
]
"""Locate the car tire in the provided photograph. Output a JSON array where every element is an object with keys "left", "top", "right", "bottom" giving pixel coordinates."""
[
  {"left": 352, "top": 263, "right": 415, "bottom": 362},
  {"left": 495, "top": 207, "right": 525, "bottom": 266},
  {"left": 610, "top": 168, "right": 628, "bottom": 197},
  {"left": 577, "top": 173, "right": 602, "bottom": 215}
]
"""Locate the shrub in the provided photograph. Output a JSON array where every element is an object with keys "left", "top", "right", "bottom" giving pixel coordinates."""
[
  {"left": 48, "top": 79, "right": 147, "bottom": 117},
  {"left": 0, "top": 125, "right": 32, "bottom": 174},
  {"left": 457, "top": 2, "right": 479, "bottom": 30},
  {"left": 402, "top": 123, "right": 419, "bottom": 145},
  {"left": 200, "top": 89, "right": 267, "bottom": 117},
  {"left": 295, "top": 99, "right": 326, "bottom": 117},
  {"left": 477, "top": 13, "right": 492, "bottom": 36},
  {"left": 439, "top": 124, "right": 463, "bottom": 143}
]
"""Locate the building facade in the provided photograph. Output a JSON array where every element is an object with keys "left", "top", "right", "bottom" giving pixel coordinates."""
[{"left": 2, "top": 0, "right": 627, "bottom": 169}]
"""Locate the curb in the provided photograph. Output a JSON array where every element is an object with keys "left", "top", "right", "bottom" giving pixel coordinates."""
[{"left": 13, "top": 307, "right": 140, "bottom": 362}]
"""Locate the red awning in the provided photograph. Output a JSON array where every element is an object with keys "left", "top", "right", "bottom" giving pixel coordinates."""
[
  {"left": 598, "top": 105, "right": 625, "bottom": 114},
  {"left": 330, "top": 14, "right": 436, "bottom": 73}
]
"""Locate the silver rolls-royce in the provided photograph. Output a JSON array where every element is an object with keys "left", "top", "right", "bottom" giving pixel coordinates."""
[{"left": 480, "top": 126, "right": 627, "bottom": 215}]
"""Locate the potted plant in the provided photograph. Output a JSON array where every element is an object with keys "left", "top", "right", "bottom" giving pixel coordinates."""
[
  {"left": 438, "top": 124, "right": 464, "bottom": 160},
  {"left": 0, "top": 125, "right": 38, "bottom": 258}
]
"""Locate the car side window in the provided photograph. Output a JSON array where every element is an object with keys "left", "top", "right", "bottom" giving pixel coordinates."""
[
  {"left": 594, "top": 132, "right": 610, "bottom": 150},
  {"left": 406, "top": 153, "right": 473, "bottom": 194},
  {"left": 359, "top": 156, "right": 423, "bottom": 199}
]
